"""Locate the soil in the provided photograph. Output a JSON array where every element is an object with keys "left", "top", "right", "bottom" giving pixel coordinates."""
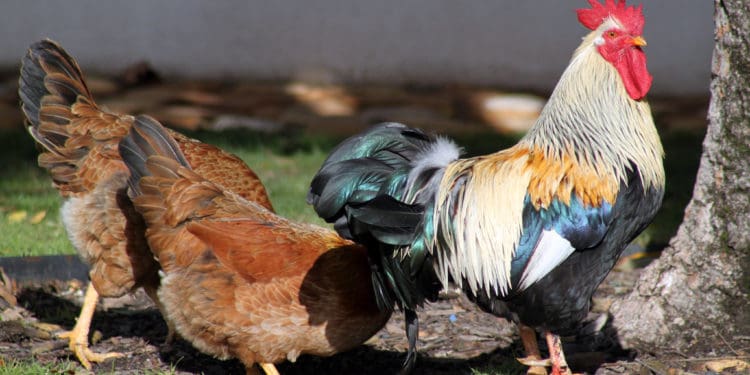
[{"left": 1, "top": 257, "right": 746, "bottom": 375}]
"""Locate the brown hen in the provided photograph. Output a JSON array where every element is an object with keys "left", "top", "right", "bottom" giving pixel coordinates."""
[
  {"left": 118, "top": 118, "right": 391, "bottom": 375},
  {"left": 18, "top": 39, "right": 274, "bottom": 369}
]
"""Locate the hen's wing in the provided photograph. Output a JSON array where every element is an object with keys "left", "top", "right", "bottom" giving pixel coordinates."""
[{"left": 171, "top": 131, "right": 274, "bottom": 211}]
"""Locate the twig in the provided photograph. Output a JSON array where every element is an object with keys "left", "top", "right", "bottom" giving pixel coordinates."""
[
  {"left": 664, "top": 349, "right": 689, "bottom": 359},
  {"left": 718, "top": 331, "right": 740, "bottom": 356},
  {"left": 635, "top": 358, "right": 669, "bottom": 375},
  {"left": 671, "top": 355, "right": 750, "bottom": 362}
]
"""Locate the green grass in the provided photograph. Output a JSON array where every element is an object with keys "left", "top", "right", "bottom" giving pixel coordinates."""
[
  {"left": 0, "top": 358, "right": 177, "bottom": 375},
  {"left": 0, "top": 125, "right": 702, "bottom": 258},
  {"left": 0, "top": 359, "right": 78, "bottom": 375},
  {"left": 0, "top": 129, "right": 76, "bottom": 256}
]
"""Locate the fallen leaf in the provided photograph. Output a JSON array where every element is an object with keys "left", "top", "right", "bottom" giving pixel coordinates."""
[
  {"left": 7, "top": 210, "right": 27, "bottom": 223},
  {"left": 30, "top": 210, "right": 47, "bottom": 224},
  {"left": 705, "top": 359, "right": 749, "bottom": 372}
]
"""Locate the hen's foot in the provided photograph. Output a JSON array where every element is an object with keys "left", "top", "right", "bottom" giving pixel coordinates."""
[
  {"left": 58, "top": 329, "right": 124, "bottom": 369},
  {"left": 59, "top": 283, "right": 123, "bottom": 369}
]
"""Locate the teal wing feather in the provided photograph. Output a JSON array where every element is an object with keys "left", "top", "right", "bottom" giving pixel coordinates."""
[{"left": 308, "top": 122, "right": 458, "bottom": 311}]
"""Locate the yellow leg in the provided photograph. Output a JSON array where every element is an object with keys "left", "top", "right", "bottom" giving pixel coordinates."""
[
  {"left": 57, "top": 283, "right": 123, "bottom": 369},
  {"left": 516, "top": 324, "right": 548, "bottom": 375},
  {"left": 259, "top": 363, "right": 280, "bottom": 375}
]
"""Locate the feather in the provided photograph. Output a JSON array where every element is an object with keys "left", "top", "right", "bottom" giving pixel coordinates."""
[
  {"left": 308, "top": 122, "right": 459, "bottom": 313},
  {"left": 346, "top": 196, "right": 423, "bottom": 246},
  {"left": 517, "top": 229, "right": 575, "bottom": 290},
  {"left": 119, "top": 116, "right": 190, "bottom": 197}
]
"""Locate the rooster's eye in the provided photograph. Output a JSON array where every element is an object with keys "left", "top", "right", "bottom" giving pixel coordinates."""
[{"left": 607, "top": 31, "right": 617, "bottom": 38}]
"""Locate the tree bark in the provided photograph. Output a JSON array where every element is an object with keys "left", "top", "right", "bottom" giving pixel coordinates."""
[{"left": 610, "top": 0, "right": 750, "bottom": 354}]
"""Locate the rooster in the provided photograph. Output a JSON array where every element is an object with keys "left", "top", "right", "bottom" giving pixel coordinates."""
[
  {"left": 307, "top": 1, "right": 664, "bottom": 374},
  {"left": 19, "top": 39, "right": 274, "bottom": 369},
  {"left": 119, "top": 117, "right": 391, "bottom": 375}
]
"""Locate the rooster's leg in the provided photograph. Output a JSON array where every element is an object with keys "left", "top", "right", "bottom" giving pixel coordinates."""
[
  {"left": 544, "top": 331, "right": 575, "bottom": 375},
  {"left": 516, "top": 324, "right": 548, "bottom": 375},
  {"left": 57, "top": 283, "right": 123, "bottom": 369}
]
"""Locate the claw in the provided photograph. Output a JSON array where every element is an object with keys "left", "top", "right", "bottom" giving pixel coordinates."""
[
  {"left": 57, "top": 329, "right": 124, "bottom": 369},
  {"left": 59, "top": 283, "right": 123, "bottom": 369}
]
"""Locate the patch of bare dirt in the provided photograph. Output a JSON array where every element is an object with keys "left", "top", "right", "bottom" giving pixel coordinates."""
[{"left": 1, "top": 258, "right": 746, "bottom": 375}]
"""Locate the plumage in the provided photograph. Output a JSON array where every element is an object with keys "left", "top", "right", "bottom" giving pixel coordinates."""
[
  {"left": 19, "top": 39, "right": 274, "bottom": 369},
  {"left": 308, "top": 1, "right": 664, "bottom": 374},
  {"left": 119, "top": 119, "right": 391, "bottom": 375}
]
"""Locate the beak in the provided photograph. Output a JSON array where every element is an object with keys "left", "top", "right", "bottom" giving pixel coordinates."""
[{"left": 631, "top": 36, "right": 647, "bottom": 47}]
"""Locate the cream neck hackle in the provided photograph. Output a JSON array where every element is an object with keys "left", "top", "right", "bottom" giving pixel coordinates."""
[{"left": 522, "top": 21, "right": 665, "bottom": 190}]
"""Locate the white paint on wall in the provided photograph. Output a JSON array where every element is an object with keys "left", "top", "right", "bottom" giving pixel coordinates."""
[{"left": 0, "top": 0, "right": 713, "bottom": 95}]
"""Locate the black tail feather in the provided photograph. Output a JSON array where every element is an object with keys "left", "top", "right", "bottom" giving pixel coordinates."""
[{"left": 398, "top": 309, "right": 419, "bottom": 375}]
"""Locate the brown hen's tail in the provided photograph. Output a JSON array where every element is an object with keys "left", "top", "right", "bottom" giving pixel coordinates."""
[
  {"left": 19, "top": 39, "right": 92, "bottom": 130},
  {"left": 19, "top": 39, "right": 126, "bottom": 195},
  {"left": 118, "top": 115, "right": 191, "bottom": 197}
]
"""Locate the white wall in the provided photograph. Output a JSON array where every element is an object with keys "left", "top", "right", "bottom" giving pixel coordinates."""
[{"left": 0, "top": 0, "right": 713, "bottom": 96}]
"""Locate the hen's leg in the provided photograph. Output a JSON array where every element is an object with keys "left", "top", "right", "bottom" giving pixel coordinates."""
[
  {"left": 545, "top": 331, "right": 574, "bottom": 375},
  {"left": 143, "top": 284, "right": 178, "bottom": 345},
  {"left": 516, "top": 324, "right": 548, "bottom": 375},
  {"left": 57, "top": 283, "right": 123, "bottom": 369},
  {"left": 246, "top": 363, "right": 280, "bottom": 375},
  {"left": 259, "top": 363, "right": 280, "bottom": 375}
]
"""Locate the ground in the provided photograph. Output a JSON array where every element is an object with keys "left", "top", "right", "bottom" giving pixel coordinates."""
[{"left": 1, "top": 255, "right": 745, "bottom": 375}]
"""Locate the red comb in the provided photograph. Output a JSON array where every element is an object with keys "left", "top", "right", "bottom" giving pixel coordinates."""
[{"left": 577, "top": 0, "right": 644, "bottom": 34}]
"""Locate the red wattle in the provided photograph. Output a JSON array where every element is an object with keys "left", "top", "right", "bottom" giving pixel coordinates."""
[{"left": 616, "top": 47, "right": 652, "bottom": 100}]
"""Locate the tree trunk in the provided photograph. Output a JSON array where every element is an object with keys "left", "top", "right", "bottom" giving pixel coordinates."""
[{"left": 610, "top": 0, "right": 750, "bottom": 354}]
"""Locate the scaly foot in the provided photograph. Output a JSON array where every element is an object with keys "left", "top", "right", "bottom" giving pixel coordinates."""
[
  {"left": 58, "top": 329, "right": 124, "bottom": 369},
  {"left": 59, "top": 283, "right": 123, "bottom": 369}
]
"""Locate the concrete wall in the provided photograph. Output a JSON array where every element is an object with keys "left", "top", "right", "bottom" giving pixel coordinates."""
[{"left": 0, "top": 0, "right": 713, "bottom": 96}]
